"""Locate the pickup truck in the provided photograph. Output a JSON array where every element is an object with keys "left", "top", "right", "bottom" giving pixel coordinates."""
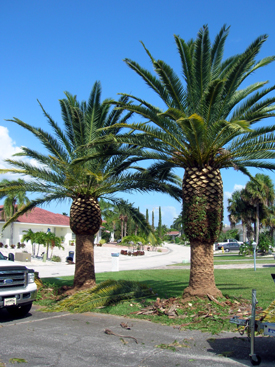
[
  {"left": 214, "top": 239, "right": 243, "bottom": 251},
  {"left": 0, "top": 251, "right": 37, "bottom": 317}
]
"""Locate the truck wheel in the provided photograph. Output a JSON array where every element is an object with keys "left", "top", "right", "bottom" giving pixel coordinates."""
[{"left": 7, "top": 303, "right": 32, "bottom": 318}]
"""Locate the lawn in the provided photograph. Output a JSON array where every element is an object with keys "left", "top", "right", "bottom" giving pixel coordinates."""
[{"left": 36, "top": 267, "right": 275, "bottom": 334}]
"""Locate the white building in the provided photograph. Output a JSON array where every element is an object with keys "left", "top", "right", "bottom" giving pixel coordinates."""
[{"left": 0, "top": 206, "right": 102, "bottom": 257}]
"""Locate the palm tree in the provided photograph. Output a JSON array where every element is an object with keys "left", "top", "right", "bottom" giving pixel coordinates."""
[
  {"left": 242, "top": 174, "right": 275, "bottom": 244},
  {"left": 0, "top": 178, "right": 30, "bottom": 245},
  {"left": 227, "top": 190, "right": 253, "bottom": 242},
  {"left": 21, "top": 229, "right": 37, "bottom": 256},
  {"left": 107, "top": 25, "right": 275, "bottom": 297},
  {"left": 0, "top": 81, "right": 181, "bottom": 290}
]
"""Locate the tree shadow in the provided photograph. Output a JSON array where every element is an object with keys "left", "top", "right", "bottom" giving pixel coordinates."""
[
  {"left": 207, "top": 334, "right": 275, "bottom": 366},
  {"left": 0, "top": 308, "right": 33, "bottom": 323}
]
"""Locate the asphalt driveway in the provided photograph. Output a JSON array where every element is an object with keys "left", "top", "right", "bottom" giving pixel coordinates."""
[{"left": 1, "top": 306, "right": 275, "bottom": 367}]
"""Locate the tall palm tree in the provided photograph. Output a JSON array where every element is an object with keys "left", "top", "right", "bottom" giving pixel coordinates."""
[
  {"left": 242, "top": 174, "right": 275, "bottom": 244},
  {"left": 227, "top": 190, "right": 252, "bottom": 242},
  {"left": 0, "top": 82, "right": 181, "bottom": 290},
  {"left": 106, "top": 25, "right": 275, "bottom": 297},
  {"left": 0, "top": 178, "right": 30, "bottom": 245}
]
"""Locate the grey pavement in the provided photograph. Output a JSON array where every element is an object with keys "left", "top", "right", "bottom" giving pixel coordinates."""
[
  {"left": 12, "top": 243, "right": 192, "bottom": 278},
  {"left": 1, "top": 306, "right": 275, "bottom": 366}
]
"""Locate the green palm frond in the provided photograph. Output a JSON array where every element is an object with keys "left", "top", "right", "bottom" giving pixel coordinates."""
[{"left": 47, "top": 279, "right": 155, "bottom": 313}]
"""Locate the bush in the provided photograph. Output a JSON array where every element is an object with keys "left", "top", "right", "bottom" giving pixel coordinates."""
[
  {"left": 122, "top": 235, "right": 145, "bottom": 245},
  {"left": 0, "top": 242, "right": 3, "bottom": 248},
  {"left": 51, "top": 255, "right": 61, "bottom": 262},
  {"left": 99, "top": 239, "right": 106, "bottom": 245},
  {"left": 218, "top": 229, "right": 240, "bottom": 241},
  {"left": 258, "top": 232, "right": 274, "bottom": 253},
  {"left": 239, "top": 242, "right": 253, "bottom": 256}
]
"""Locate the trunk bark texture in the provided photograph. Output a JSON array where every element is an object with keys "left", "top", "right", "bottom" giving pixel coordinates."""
[
  {"left": 70, "top": 196, "right": 101, "bottom": 290},
  {"left": 184, "top": 240, "right": 219, "bottom": 297},
  {"left": 182, "top": 166, "right": 223, "bottom": 298},
  {"left": 73, "top": 234, "right": 96, "bottom": 289}
]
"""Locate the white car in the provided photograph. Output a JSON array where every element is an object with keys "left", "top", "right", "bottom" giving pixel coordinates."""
[{"left": 0, "top": 252, "right": 37, "bottom": 318}]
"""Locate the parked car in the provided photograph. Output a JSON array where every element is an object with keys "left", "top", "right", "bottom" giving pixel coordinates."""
[
  {"left": 217, "top": 242, "right": 240, "bottom": 252},
  {"left": 117, "top": 239, "right": 122, "bottom": 243},
  {"left": 0, "top": 251, "right": 37, "bottom": 318}
]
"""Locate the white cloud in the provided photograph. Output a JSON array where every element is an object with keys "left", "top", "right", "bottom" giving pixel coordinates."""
[
  {"left": 0, "top": 126, "right": 23, "bottom": 179},
  {"left": 0, "top": 126, "right": 43, "bottom": 181},
  {"left": 234, "top": 184, "right": 245, "bottom": 191},
  {"left": 224, "top": 191, "right": 232, "bottom": 200},
  {"left": 0, "top": 126, "right": 22, "bottom": 163}
]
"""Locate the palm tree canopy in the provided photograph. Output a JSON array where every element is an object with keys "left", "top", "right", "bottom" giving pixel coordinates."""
[
  {"left": 0, "top": 82, "right": 181, "bottom": 229},
  {"left": 0, "top": 178, "right": 30, "bottom": 220},
  {"left": 106, "top": 25, "right": 275, "bottom": 176}
]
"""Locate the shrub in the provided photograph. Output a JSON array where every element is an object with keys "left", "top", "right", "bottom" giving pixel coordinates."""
[
  {"left": 258, "top": 232, "right": 274, "bottom": 253},
  {"left": 51, "top": 255, "right": 61, "bottom": 262},
  {"left": 0, "top": 242, "right": 3, "bottom": 248},
  {"left": 10, "top": 244, "right": 15, "bottom": 249},
  {"left": 122, "top": 235, "right": 145, "bottom": 245},
  {"left": 99, "top": 239, "right": 106, "bottom": 245},
  {"left": 239, "top": 242, "right": 253, "bottom": 256},
  {"left": 4, "top": 244, "right": 8, "bottom": 248}
]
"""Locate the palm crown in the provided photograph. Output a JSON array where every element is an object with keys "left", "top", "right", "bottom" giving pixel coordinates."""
[{"left": 112, "top": 25, "right": 275, "bottom": 173}]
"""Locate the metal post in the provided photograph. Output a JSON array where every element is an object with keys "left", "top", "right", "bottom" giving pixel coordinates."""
[
  {"left": 252, "top": 241, "right": 257, "bottom": 271},
  {"left": 250, "top": 289, "right": 257, "bottom": 358}
]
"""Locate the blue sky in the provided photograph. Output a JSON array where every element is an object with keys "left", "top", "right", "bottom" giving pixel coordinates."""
[{"left": 1, "top": 0, "right": 275, "bottom": 227}]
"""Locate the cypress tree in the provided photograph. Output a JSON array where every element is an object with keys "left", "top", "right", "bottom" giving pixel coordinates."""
[
  {"left": 146, "top": 209, "right": 149, "bottom": 223},
  {"left": 152, "top": 210, "right": 154, "bottom": 231},
  {"left": 158, "top": 206, "right": 162, "bottom": 238}
]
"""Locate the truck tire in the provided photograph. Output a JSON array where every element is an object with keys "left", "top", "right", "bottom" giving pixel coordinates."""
[{"left": 7, "top": 303, "right": 32, "bottom": 318}]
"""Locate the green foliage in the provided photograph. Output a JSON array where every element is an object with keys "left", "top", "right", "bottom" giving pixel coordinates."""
[
  {"left": 101, "top": 230, "right": 110, "bottom": 243},
  {"left": 258, "top": 232, "right": 274, "bottom": 253},
  {"left": 239, "top": 242, "right": 254, "bottom": 256},
  {"left": 122, "top": 235, "right": 145, "bottom": 245},
  {"left": 218, "top": 229, "right": 239, "bottom": 241},
  {"left": 51, "top": 255, "right": 61, "bottom": 262},
  {"left": 47, "top": 279, "right": 155, "bottom": 313},
  {"left": 99, "top": 239, "right": 106, "bottom": 245}
]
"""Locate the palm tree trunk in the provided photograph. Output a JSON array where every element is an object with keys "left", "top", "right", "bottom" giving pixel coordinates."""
[
  {"left": 186, "top": 240, "right": 217, "bottom": 297},
  {"left": 256, "top": 204, "right": 260, "bottom": 244},
  {"left": 120, "top": 218, "right": 124, "bottom": 239},
  {"left": 73, "top": 234, "right": 96, "bottom": 289},
  {"left": 182, "top": 166, "right": 223, "bottom": 298},
  {"left": 124, "top": 217, "right": 128, "bottom": 237},
  {"left": 10, "top": 222, "right": 14, "bottom": 246},
  {"left": 242, "top": 221, "right": 246, "bottom": 243}
]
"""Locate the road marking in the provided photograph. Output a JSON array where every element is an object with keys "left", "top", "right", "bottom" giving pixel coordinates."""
[{"left": 3, "top": 313, "right": 71, "bottom": 327}]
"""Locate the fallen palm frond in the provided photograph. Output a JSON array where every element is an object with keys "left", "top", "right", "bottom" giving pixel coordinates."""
[
  {"left": 257, "top": 299, "right": 275, "bottom": 323},
  {"left": 45, "top": 279, "right": 155, "bottom": 313}
]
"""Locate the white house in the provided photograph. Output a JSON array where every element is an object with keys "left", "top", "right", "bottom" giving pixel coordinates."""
[{"left": 0, "top": 206, "right": 102, "bottom": 255}]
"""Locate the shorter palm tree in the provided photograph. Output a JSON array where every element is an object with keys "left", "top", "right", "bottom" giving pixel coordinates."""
[
  {"left": 0, "top": 82, "right": 181, "bottom": 290},
  {"left": 0, "top": 179, "right": 30, "bottom": 245}
]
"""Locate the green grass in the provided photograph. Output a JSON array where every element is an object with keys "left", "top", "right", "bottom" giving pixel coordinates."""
[
  {"left": 37, "top": 268, "right": 275, "bottom": 334},
  {"left": 170, "top": 254, "right": 275, "bottom": 266},
  {"left": 40, "top": 267, "right": 275, "bottom": 309}
]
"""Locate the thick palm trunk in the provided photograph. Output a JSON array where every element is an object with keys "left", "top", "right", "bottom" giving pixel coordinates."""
[
  {"left": 186, "top": 240, "right": 217, "bottom": 297},
  {"left": 182, "top": 166, "right": 223, "bottom": 298},
  {"left": 70, "top": 196, "right": 101, "bottom": 290},
  {"left": 73, "top": 234, "right": 96, "bottom": 289}
]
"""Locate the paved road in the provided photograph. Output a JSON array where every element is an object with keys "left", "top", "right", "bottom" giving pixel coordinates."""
[
  {"left": 1, "top": 306, "right": 275, "bottom": 366},
  {"left": 18, "top": 243, "right": 191, "bottom": 278}
]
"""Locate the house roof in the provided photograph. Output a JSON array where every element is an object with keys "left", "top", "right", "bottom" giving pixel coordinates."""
[
  {"left": 166, "top": 231, "right": 180, "bottom": 236},
  {"left": 0, "top": 206, "right": 70, "bottom": 226}
]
